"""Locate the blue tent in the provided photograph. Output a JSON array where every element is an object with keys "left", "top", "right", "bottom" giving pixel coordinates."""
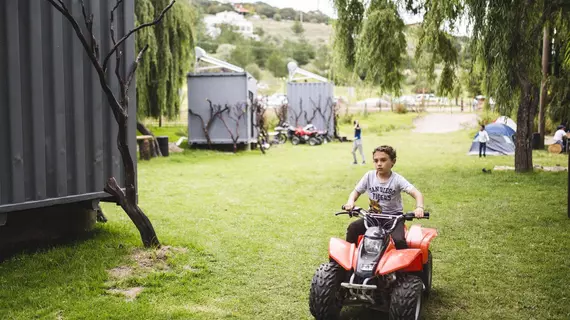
[{"left": 468, "top": 123, "right": 516, "bottom": 156}]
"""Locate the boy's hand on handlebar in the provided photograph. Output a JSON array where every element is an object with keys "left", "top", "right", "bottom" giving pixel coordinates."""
[
  {"left": 343, "top": 202, "right": 355, "bottom": 211},
  {"left": 414, "top": 207, "right": 424, "bottom": 218}
]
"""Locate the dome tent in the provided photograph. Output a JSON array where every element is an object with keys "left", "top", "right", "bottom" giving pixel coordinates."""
[
  {"left": 468, "top": 123, "right": 516, "bottom": 156},
  {"left": 495, "top": 116, "right": 517, "bottom": 132}
]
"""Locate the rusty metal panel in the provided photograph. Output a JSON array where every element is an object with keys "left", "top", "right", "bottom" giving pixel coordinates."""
[
  {"left": 286, "top": 82, "right": 335, "bottom": 135},
  {"left": 187, "top": 72, "right": 257, "bottom": 145},
  {"left": 0, "top": 0, "right": 136, "bottom": 213}
]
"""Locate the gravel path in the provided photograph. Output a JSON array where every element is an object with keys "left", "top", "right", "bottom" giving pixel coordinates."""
[{"left": 412, "top": 113, "right": 478, "bottom": 133}]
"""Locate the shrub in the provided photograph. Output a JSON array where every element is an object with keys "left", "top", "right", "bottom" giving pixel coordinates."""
[
  {"left": 394, "top": 104, "right": 408, "bottom": 114},
  {"left": 245, "top": 63, "right": 262, "bottom": 81}
]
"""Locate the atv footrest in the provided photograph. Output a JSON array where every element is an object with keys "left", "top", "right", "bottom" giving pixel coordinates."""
[{"left": 341, "top": 282, "right": 377, "bottom": 290}]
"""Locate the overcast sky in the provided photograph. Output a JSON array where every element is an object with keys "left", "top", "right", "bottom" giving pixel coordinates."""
[{"left": 231, "top": 0, "right": 471, "bottom": 36}]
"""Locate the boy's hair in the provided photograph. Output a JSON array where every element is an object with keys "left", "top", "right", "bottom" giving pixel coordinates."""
[{"left": 373, "top": 145, "right": 396, "bottom": 161}]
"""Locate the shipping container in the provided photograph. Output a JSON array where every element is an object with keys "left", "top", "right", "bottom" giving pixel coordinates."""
[
  {"left": 187, "top": 72, "right": 258, "bottom": 146},
  {"left": 0, "top": 0, "right": 136, "bottom": 219}
]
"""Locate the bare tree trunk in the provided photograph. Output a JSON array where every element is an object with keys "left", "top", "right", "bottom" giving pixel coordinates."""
[
  {"left": 515, "top": 82, "right": 539, "bottom": 172},
  {"left": 46, "top": 0, "right": 174, "bottom": 247},
  {"left": 137, "top": 121, "right": 162, "bottom": 157},
  {"left": 538, "top": 25, "right": 550, "bottom": 149}
]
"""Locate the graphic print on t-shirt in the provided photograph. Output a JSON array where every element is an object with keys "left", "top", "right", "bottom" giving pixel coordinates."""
[{"left": 368, "top": 185, "right": 396, "bottom": 201}]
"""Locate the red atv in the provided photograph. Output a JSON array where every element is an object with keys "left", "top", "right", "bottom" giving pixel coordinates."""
[
  {"left": 291, "top": 124, "right": 322, "bottom": 146},
  {"left": 309, "top": 207, "right": 437, "bottom": 320}
]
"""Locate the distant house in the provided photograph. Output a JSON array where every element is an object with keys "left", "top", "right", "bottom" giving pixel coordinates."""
[
  {"left": 233, "top": 4, "right": 250, "bottom": 16},
  {"left": 204, "top": 11, "right": 258, "bottom": 40}
]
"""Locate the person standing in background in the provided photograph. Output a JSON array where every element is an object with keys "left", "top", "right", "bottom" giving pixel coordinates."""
[
  {"left": 478, "top": 125, "right": 490, "bottom": 157},
  {"left": 352, "top": 120, "right": 365, "bottom": 164}
]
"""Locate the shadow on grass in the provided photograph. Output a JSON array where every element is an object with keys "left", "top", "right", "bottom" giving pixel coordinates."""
[
  {"left": 339, "top": 289, "right": 449, "bottom": 320},
  {"left": 0, "top": 225, "right": 124, "bottom": 263}
]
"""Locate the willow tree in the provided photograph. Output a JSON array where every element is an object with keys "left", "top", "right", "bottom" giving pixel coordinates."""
[
  {"left": 547, "top": 5, "right": 570, "bottom": 127},
  {"left": 135, "top": 0, "right": 195, "bottom": 125},
  {"left": 333, "top": 0, "right": 568, "bottom": 172}
]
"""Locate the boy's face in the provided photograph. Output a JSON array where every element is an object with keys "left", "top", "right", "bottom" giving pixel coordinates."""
[{"left": 373, "top": 151, "right": 395, "bottom": 174}]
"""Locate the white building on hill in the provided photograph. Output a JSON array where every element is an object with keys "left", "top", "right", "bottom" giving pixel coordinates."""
[{"left": 204, "top": 11, "right": 258, "bottom": 40}]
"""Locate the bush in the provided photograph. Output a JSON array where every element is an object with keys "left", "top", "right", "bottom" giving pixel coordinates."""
[
  {"left": 394, "top": 104, "right": 408, "bottom": 114},
  {"left": 405, "top": 74, "right": 417, "bottom": 86},
  {"left": 273, "top": 13, "right": 281, "bottom": 21},
  {"left": 339, "top": 107, "right": 354, "bottom": 125},
  {"left": 245, "top": 63, "right": 262, "bottom": 80},
  {"left": 292, "top": 20, "right": 304, "bottom": 34}
]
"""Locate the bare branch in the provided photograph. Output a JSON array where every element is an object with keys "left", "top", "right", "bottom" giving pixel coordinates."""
[
  {"left": 110, "top": 0, "right": 123, "bottom": 47},
  {"left": 115, "top": 50, "right": 124, "bottom": 104},
  {"left": 103, "top": 0, "right": 176, "bottom": 71},
  {"left": 45, "top": 0, "right": 125, "bottom": 121},
  {"left": 81, "top": 0, "right": 99, "bottom": 61},
  {"left": 127, "top": 45, "right": 149, "bottom": 88}
]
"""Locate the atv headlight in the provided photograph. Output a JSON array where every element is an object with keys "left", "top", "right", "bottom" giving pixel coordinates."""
[{"left": 363, "top": 237, "right": 382, "bottom": 254}]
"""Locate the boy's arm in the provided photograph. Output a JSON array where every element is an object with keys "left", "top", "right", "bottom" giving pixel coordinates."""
[
  {"left": 344, "top": 190, "right": 361, "bottom": 210},
  {"left": 408, "top": 188, "right": 425, "bottom": 218}
]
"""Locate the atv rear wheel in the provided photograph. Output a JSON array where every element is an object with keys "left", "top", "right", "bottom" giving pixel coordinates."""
[
  {"left": 389, "top": 275, "right": 424, "bottom": 320},
  {"left": 309, "top": 262, "right": 345, "bottom": 320},
  {"left": 309, "top": 137, "right": 319, "bottom": 146}
]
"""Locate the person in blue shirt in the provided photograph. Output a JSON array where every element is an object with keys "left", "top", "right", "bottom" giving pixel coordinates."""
[{"left": 352, "top": 120, "right": 365, "bottom": 164}]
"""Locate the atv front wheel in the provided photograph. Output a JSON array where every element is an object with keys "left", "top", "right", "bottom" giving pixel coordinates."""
[
  {"left": 309, "top": 137, "right": 319, "bottom": 146},
  {"left": 421, "top": 251, "right": 432, "bottom": 297},
  {"left": 309, "top": 262, "right": 345, "bottom": 320},
  {"left": 412, "top": 250, "right": 433, "bottom": 297},
  {"left": 291, "top": 136, "right": 301, "bottom": 145},
  {"left": 277, "top": 133, "right": 287, "bottom": 144},
  {"left": 389, "top": 275, "right": 424, "bottom": 320}
]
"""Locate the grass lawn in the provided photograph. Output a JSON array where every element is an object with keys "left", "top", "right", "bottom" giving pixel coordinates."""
[{"left": 1, "top": 112, "right": 569, "bottom": 319}]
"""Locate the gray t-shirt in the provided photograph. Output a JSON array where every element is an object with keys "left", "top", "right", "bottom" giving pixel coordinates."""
[{"left": 355, "top": 170, "right": 415, "bottom": 214}]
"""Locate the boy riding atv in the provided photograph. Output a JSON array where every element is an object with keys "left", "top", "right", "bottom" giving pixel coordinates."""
[
  {"left": 309, "top": 145, "right": 436, "bottom": 320},
  {"left": 344, "top": 145, "right": 425, "bottom": 249}
]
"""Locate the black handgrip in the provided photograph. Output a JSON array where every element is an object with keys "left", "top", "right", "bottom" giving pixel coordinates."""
[{"left": 404, "top": 212, "right": 430, "bottom": 220}]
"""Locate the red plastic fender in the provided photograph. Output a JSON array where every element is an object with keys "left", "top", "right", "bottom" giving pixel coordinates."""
[
  {"left": 406, "top": 225, "right": 438, "bottom": 264},
  {"left": 329, "top": 238, "right": 355, "bottom": 271},
  {"left": 376, "top": 248, "right": 423, "bottom": 275}
]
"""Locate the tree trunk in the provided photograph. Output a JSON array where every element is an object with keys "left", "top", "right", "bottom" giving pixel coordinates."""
[
  {"left": 104, "top": 121, "right": 160, "bottom": 247},
  {"left": 538, "top": 25, "right": 550, "bottom": 149},
  {"left": 515, "top": 83, "right": 540, "bottom": 172},
  {"left": 137, "top": 121, "right": 162, "bottom": 157}
]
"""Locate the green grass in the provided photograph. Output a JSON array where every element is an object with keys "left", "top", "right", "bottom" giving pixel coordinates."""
[{"left": 2, "top": 112, "right": 570, "bottom": 319}]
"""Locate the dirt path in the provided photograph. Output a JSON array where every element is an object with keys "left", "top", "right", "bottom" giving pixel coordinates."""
[{"left": 412, "top": 113, "right": 478, "bottom": 133}]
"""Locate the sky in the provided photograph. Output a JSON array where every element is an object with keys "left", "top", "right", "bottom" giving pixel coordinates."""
[{"left": 227, "top": 0, "right": 471, "bottom": 36}]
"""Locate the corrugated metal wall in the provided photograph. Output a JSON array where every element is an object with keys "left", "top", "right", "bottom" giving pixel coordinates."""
[
  {"left": 0, "top": 0, "right": 136, "bottom": 213},
  {"left": 287, "top": 82, "right": 335, "bottom": 135},
  {"left": 187, "top": 73, "right": 257, "bottom": 144}
]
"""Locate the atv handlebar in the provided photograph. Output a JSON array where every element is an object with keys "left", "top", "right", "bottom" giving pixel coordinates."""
[
  {"left": 336, "top": 206, "right": 430, "bottom": 234},
  {"left": 336, "top": 206, "right": 430, "bottom": 219}
]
